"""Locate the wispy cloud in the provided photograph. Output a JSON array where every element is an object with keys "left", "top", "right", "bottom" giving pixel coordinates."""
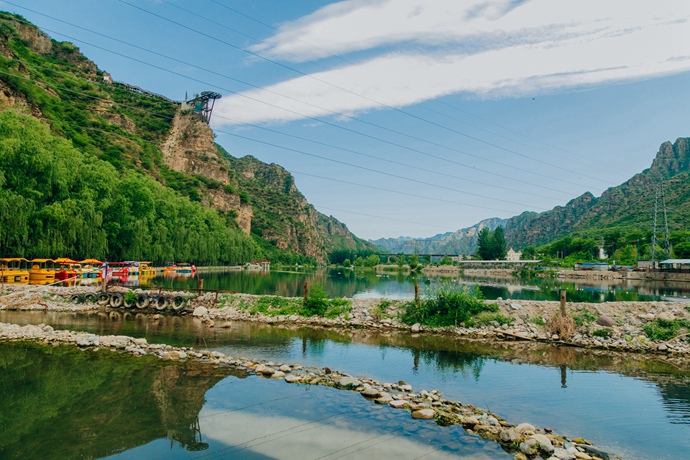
[{"left": 214, "top": 0, "right": 690, "bottom": 126}]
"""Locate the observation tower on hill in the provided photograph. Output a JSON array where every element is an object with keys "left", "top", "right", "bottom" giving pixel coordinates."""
[{"left": 181, "top": 91, "right": 222, "bottom": 124}]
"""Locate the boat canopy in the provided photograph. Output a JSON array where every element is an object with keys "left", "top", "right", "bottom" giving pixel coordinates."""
[{"left": 79, "top": 258, "right": 103, "bottom": 264}]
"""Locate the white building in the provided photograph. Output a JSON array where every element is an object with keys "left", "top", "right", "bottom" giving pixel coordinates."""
[{"left": 506, "top": 248, "right": 522, "bottom": 261}]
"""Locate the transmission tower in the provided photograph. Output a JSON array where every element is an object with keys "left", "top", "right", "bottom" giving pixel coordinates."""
[
  {"left": 652, "top": 189, "right": 658, "bottom": 265},
  {"left": 661, "top": 183, "right": 671, "bottom": 258}
]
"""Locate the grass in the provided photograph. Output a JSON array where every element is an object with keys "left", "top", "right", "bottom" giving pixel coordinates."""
[
  {"left": 571, "top": 309, "right": 598, "bottom": 327},
  {"left": 465, "top": 312, "right": 514, "bottom": 328},
  {"left": 643, "top": 318, "right": 690, "bottom": 341},
  {"left": 249, "top": 296, "right": 301, "bottom": 317},
  {"left": 593, "top": 328, "right": 613, "bottom": 339}
]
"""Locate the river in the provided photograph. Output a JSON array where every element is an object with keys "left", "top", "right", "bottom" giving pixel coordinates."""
[
  {"left": 119, "top": 268, "right": 690, "bottom": 303},
  {"left": 1, "top": 310, "right": 689, "bottom": 459}
]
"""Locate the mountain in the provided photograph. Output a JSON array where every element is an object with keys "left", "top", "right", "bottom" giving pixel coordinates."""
[
  {"left": 503, "top": 137, "right": 690, "bottom": 248},
  {"left": 372, "top": 138, "right": 690, "bottom": 256},
  {"left": 370, "top": 217, "right": 507, "bottom": 254},
  {"left": 0, "top": 12, "right": 374, "bottom": 263}
]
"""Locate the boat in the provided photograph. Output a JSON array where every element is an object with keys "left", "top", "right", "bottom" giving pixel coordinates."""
[
  {"left": 139, "top": 261, "right": 156, "bottom": 277},
  {"left": 0, "top": 258, "right": 30, "bottom": 284},
  {"left": 78, "top": 259, "right": 103, "bottom": 278},
  {"left": 29, "top": 259, "right": 56, "bottom": 285},
  {"left": 54, "top": 258, "right": 80, "bottom": 281},
  {"left": 163, "top": 263, "right": 196, "bottom": 275}
]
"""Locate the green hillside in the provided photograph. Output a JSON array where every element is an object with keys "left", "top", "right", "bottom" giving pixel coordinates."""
[
  {"left": 504, "top": 138, "right": 690, "bottom": 262},
  {"left": 0, "top": 12, "right": 374, "bottom": 263}
]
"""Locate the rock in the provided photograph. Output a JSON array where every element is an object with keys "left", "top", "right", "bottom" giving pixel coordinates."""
[
  {"left": 361, "top": 388, "right": 380, "bottom": 398},
  {"left": 658, "top": 343, "right": 668, "bottom": 351},
  {"left": 399, "top": 384, "right": 413, "bottom": 392},
  {"left": 515, "top": 423, "right": 535, "bottom": 434},
  {"left": 509, "top": 303, "right": 523, "bottom": 310},
  {"left": 574, "top": 452, "right": 592, "bottom": 460},
  {"left": 219, "top": 321, "right": 232, "bottom": 328},
  {"left": 192, "top": 306, "right": 208, "bottom": 317},
  {"left": 389, "top": 399, "right": 408, "bottom": 409},
  {"left": 596, "top": 316, "right": 616, "bottom": 327},
  {"left": 285, "top": 375, "right": 301, "bottom": 383},
  {"left": 177, "top": 351, "right": 187, "bottom": 360},
  {"left": 519, "top": 441, "right": 536, "bottom": 455},
  {"left": 552, "top": 447, "right": 576, "bottom": 460},
  {"left": 513, "top": 453, "right": 528, "bottom": 460},
  {"left": 279, "top": 364, "right": 291, "bottom": 372},
  {"left": 271, "top": 371, "right": 285, "bottom": 379},
  {"left": 338, "top": 377, "right": 359, "bottom": 388},
  {"left": 499, "top": 428, "right": 518, "bottom": 443},
  {"left": 411, "top": 323, "right": 421, "bottom": 333},
  {"left": 43, "top": 325, "right": 54, "bottom": 333},
  {"left": 411, "top": 409, "right": 435, "bottom": 420},
  {"left": 532, "top": 433, "right": 554, "bottom": 453}
]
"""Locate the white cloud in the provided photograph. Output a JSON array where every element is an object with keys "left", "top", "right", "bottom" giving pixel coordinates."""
[{"left": 213, "top": 0, "right": 690, "bottom": 126}]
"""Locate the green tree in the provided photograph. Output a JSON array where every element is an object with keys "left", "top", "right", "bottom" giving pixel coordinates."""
[
  {"left": 521, "top": 246, "right": 537, "bottom": 260},
  {"left": 491, "top": 226, "right": 507, "bottom": 260},
  {"left": 476, "top": 227, "right": 492, "bottom": 260}
]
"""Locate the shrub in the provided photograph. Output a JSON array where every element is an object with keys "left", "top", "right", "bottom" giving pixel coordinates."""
[
  {"left": 400, "top": 283, "right": 497, "bottom": 327},
  {"left": 547, "top": 314, "right": 576, "bottom": 340},
  {"left": 465, "top": 312, "right": 514, "bottom": 328},
  {"left": 302, "top": 283, "right": 329, "bottom": 316}
]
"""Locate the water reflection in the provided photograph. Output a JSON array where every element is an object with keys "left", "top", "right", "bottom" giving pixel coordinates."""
[
  {"left": 3, "top": 311, "right": 690, "bottom": 459},
  {"left": 0, "top": 342, "right": 240, "bottom": 459},
  {"left": 0, "top": 343, "right": 512, "bottom": 460},
  {"left": 130, "top": 268, "right": 690, "bottom": 302}
]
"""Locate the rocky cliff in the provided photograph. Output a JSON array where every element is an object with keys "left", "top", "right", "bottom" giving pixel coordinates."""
[{"left": 0, "top": 12, "right": 373, "bottom": 262}]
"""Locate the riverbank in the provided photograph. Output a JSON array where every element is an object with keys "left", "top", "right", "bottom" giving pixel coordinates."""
[
  {"left": 0, "top": 321, "right": 617, "bottom": 460},
  {"left": 2, "top": 284, "right": 690, "bottom": 366}
]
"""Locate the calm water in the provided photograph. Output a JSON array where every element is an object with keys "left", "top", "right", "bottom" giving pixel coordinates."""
[
  {"left": 127, "top": 268, "right": 690, "bottom": 303},
  {"left": 2, "top": 310, "right": 690, "bottom": 460}
]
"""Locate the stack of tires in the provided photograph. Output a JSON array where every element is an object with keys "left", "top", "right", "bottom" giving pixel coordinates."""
[{"left": 76, "top": 291, "right": 188, "bottom": 313}]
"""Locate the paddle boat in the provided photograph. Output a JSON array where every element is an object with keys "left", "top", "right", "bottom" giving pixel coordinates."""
[
  {"left": 163, "top": 263, "right": 196, "bottom": 275},
  {"left": 29, "top": 259, "right": 56, "bottom": 284},
  {"left": 0, "top": 258, "right": 30, "bottom": 284},
  {"left": 78, "top": 259, "right": 104, "bottom": 278},
  {"left": 54, "top": 258, "right": 80, "bottom": 281}
]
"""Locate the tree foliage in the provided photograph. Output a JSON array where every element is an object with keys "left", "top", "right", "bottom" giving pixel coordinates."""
[
  {"left": 0, "top": 111, "right": 256, "bottom": 263},
  {"left": 476, "top": 226, "right": 507, "bottom": 260}
]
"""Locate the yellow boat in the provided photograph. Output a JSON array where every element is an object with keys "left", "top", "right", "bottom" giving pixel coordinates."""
[
  {"left": 139, "top": 261, "right": 156, "bottom": 277},
  {"left": 0, "top": 258, "right": 30, "bottom": 284},
  {"left": 29, "top": 258, "right": 56, "bottom": 285}
]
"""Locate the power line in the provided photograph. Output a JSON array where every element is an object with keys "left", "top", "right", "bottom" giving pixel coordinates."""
[
  {"left": 207, "top": 0, "right": 619, "bottom": 177},
  {"left": 3, "top": 17, "right": 589, "bottom": 198},
  {"left": 114, "top": 0, "right": 613, "bottom": 186},
  {"left": 13, "top": 7, "right": 595, "bottom": 194}
]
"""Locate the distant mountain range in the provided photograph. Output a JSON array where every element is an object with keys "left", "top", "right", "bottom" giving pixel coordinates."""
[{"left": 371, "top": 138, "right": 690, "bottom": 254}]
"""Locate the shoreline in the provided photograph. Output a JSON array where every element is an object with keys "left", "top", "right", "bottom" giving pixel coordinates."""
[
  {"left": 0, "top": 321, "right": 618, "bottom": 460},
  {"left": 2, "top": 284, "right": 690, "bottom": 362}
]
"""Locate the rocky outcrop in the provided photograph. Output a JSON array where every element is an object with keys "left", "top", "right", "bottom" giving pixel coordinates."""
[{"left": 160, "top": 112, "right": 229, "bottom": 184}]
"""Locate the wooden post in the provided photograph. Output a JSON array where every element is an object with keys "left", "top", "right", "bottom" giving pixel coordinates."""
[
  {"left": 197, "top": 278, "right": 204, "bottom": 296},
  {"left": 303, "top": 282, "right": 308, "bottom": 303},
  {"left": 560, "top": 290, "right": 567, "bottom": 317},
  {"left": 414, "top": 283, "right": 420, "bottom": 306}
]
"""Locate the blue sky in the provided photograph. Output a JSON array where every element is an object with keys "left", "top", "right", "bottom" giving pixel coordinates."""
[{"left": 5, "top": 0, "right": 690, "bottom": 240}]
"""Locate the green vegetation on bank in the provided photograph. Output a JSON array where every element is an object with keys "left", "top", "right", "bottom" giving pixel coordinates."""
[
  {"left": 400, "top": 283, "right": 498, "bottom": 328},
  {"left": 231, "top": 283, "right": 352, "bottom": 319},
  {"left": 0, "top": 110, "right": 255, "bottom": 262}
]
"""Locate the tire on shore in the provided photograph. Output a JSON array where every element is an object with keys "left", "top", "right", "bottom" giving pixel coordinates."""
[
  {"left": 136, "top": 294, "right": 150, "bottom": 309},
  {"left": 109, "top": 293, "right": 124, "bottom": 308},
  {"left": 97, "top": 292, "right": 110, "bottom": 306},
  {"left": 85, "top": 293, "right": 98, "bottom": 304},
  {"left": 69, "top": 294, "right": 82, "bottom": 304},
  {"left": 172, "top": 296, "right": 186, "bottom": 312},
  {"left": 154, "top": 295, "right": 169, "bottom": 311}
]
